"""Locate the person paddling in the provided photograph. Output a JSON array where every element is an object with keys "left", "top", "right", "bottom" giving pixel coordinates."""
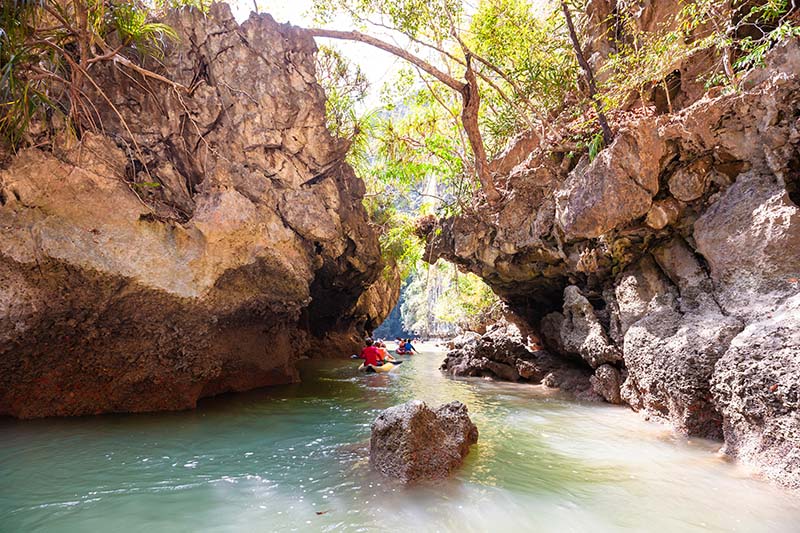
[
  {"left": 376, "top": 340, "right": 396, "bottom": 362},
  {"left": 404, "top": 338, "right": 418, "bottom": 354},
  {"left": 359, "top": 337, "right": 384, "bottom": 370},
  {"left": 395, "top": 337, "right": 407, "bottom": 355}
]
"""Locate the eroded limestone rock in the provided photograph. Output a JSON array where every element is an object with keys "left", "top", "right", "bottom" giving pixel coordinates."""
[
  {"left": 545, "top": 286, "right": 622, "bottom": 369},
  {"left": 591, "top": 364, "right": 622, "bottom": 405},
  {"left": 424, "top": 37, "right": 800, "bottom": 487},
  {"left": 441, "top": 319, "right": 595, "bottom": 397},
  {"left": 712, "top": 295, "right": 800, "bottom": 490},
  {"left": 0, "top": 5, "right": 396, "bottom": 418},
  {"left": 556, "top": 122, "right": 669, "bottom": 240},
  {"left": 669, "top": 156, "right": 713, "bottom": 202},
  {"left": 369, "top": 400, "right": 478, "bottom": 482}
]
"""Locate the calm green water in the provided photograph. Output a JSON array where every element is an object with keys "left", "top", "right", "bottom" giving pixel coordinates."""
[{"left": 2, "top": 345, "right": 799, "bottom": 532}]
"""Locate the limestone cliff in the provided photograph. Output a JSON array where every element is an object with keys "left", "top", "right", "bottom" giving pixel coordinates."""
[
  {"left": 426, "top": 39, "right": 800, "bottom": 489},
  {"left": 0, "top": 5, "right": 396, "bottom": 418}
]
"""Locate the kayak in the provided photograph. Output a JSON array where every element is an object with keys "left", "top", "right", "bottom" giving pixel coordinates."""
[
  {"left": 395, "top": 349, "right": 408, "bottom": 355},
  {"left": 358, "top": 362, "right": 398, "bottom": 373}
]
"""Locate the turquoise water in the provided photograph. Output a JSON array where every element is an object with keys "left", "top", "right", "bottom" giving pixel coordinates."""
[{"left": 2, "top": 345, "right": 799, "bottom": 532}]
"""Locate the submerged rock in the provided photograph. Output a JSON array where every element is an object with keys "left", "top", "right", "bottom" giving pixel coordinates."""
[
  {"left": 369, "top": 400, "right": 478, "bottom": 482},
  {"left": 0, "top": 5, "right": 397, "bottom": 418}
]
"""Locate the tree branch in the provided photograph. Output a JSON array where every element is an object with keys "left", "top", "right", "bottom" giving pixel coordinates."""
[
  {"left": 306, "top": 28, "right": 465, "bottom": 92},
  {"left": 461, "top": 54, "right": 501, "bottom": 204},
  {"left": 561, "top": 1, "right": 614, "bottom": 145},
  {"left": 307, "top": 26, "right": 500, "bottom": 205}
]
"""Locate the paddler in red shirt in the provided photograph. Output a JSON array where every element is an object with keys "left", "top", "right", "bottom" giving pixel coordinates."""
[{"left": 359, "top": 337, "right": 384, "bottom": 368}]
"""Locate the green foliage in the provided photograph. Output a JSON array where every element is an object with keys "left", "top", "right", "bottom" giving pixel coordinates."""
[
  {"left": 1, "top": 0, "right": 57, "bottom": 148},
  {"left": 312, "top": 0, "right": 463, "bottom": 43},
  {"left": 468, "top": 0, "right": 577, "bottom": 153},
  {"left": 315, "top": 45, "right": 369, "bottom": 138},
  {"left": 307, "top": 0, "right": 800, "bottom": 337},
  {"left": 311, "top": 0, "right": 576, "bottom": 160},
  {"left": 352, "top": 68, "right": 480, "bottom": 277},
  {"left": 112, "top": 3, "right": 180, "bottom": 60},
  {"left": 587, "top": 131, "right": 604, "bottom": 161},
  {"left": 377, "top": 212, "right": 424, "bottom": 278},
  {"left": 599, "top": 0, "right": 800, "bottom": 114},
  {"left": 433, "top": 266, "right": 501, "bottom": 330},
  {"left": 0, "top": 0, "right": 201, "bottom": 150},
  {"left": 308, "top": 0, "right": 580, "bottom": 284},
  {"left": 599, "top": 0, "right": 725, "bottom": 113},
  {"left": 733, "top": 0, "right": 800, "bottom": 71},
  {"left": 400, "top": 259, "right": 500, "bottom": 336}
]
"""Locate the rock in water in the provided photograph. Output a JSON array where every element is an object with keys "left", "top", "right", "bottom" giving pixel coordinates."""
[
  {"left": 711, "top": 295, "right": 800, "bottom": 490},
  {"left": 590, "top": 364, "right": 622, "bottom": 405},
  {"left": 369, "top": 400, "right": 478, "bottom": 482},
  {"left": 442, "top": 319, "right": 596, "bottom": 398}
]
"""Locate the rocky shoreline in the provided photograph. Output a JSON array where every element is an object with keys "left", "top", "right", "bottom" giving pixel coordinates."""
[{"left": 429, "top": 41, "right": 800, "bottom": 489}]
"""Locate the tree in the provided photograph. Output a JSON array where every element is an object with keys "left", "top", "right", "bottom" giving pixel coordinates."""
[
  {"left": 0, "top": 0, "right": 206, "bottom": 150},
  {"left": 315, "top": 44, "right": 369, "bottom": 138},
  {"left": 306, "top": 27, "right": 502, "bottom": 204},
  {"left": 560, "top": 1, "right": 613, "bottom": 145}
]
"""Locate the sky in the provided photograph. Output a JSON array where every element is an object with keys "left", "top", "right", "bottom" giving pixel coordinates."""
[{"left": 228, "top": 0, "right": 407, "bottom": 105}]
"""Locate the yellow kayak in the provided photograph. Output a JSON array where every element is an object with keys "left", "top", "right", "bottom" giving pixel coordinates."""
[{"left": 358, "top": 362, "right": 397, "bottom": 373}]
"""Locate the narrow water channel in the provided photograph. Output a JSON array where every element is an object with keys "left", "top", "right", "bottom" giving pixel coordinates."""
[{"left": 2, "top": 345, "right": 799, "bottom": 532}]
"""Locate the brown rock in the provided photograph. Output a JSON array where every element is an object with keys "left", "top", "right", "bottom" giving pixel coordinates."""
[
  {"left": 440, "top": 320, "right": 592, "bottom": 395},
  {"left": 548, "top": 286, "right": 622, "bottom": 369},
  {"left": 645, "top": 197, "right": 681, "bottom": 229},
  {"left": 611, "top": 255, "right": 677, "bottom": 342},
  {"left": 369, "top": 401, "right": 478, "bottom": 483},
  {"left": 0, "top": 6, "right": 397, "bottom": 418},
  {"left": 694, "top": 170, "right": 800, "bottom": 319},
  {"left": 668, "top": 157, "right": 712, "bottom": 201},
  {"left": 712, "top": 295, "right": 800, "bottom": 490},
  {"left": 556, "top": 122, "right": 670, "bottom": 240},
  {"left": 622, "top": 239, "right": 743, "bottom": 438},
  {"left": 590, "top": 364, "right": 622, "bottom": 404}
]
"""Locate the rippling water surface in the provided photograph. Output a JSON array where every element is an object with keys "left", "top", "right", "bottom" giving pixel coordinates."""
[{"left": 2, "top": 345, "right": 799, "bottom": 532}]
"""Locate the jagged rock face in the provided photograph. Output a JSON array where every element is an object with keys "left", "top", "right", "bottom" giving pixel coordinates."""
[
  {"left": 369, "top": 400, "right": 478, "bottom": 483},
  {"left": 541, "top": 285, "right": 622, "bottom": 369},
  {"left": 441, "top": 320, "right": 596, "bottom": 398},
  {"left": 0, "top": 5, "right": 395, "bottom": 418},
  {"left": 427, "top": 42, "right": 800, "bottom": 487},
  {"left": 590, "top": 364, "right": 622, "bottom": 404},
  {"left": 711, "top": 295, "right": 800, "bottom": 491},
  {"left": 620, "top": 239, "right": 743, "bottom": 438}
]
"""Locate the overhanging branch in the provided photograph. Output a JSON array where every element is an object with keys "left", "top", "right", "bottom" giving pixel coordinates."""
[{"left": 306, "top": 28, "right": 465, "bottom": 92}]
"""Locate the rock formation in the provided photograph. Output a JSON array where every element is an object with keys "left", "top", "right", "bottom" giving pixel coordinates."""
[
  {"left": 0, "top": 5, "right": 396, "bottom": 418},
  {"left": 425, "top": 38, "right": 800, "bottom": 488},
  {"left": 369, "top": 400, "right": 478, "bottom": 482},
  {"left": 442, "top": 319, "right": 597, "bottom": 398}
]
